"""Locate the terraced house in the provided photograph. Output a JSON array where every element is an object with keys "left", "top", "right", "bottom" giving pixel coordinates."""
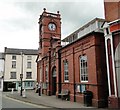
[
  {"left": 4, "top": 47, "right": 38, "bottom": 91},
  {"left": 0, "top": 53, "right": 4, "bottom": 92}
]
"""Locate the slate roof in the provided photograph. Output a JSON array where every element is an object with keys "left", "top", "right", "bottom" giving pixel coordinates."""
[{"left": 4, "top": 47, "right": 38, "bottom": 55}]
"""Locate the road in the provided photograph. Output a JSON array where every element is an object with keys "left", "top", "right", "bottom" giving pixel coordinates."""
[{"left": 0, "top": 92, "right": 48, "bottom": 109}]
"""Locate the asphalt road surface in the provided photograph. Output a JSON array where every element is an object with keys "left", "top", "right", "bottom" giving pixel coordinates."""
[{"left": 1, "top": 92, "right": 48, "bottom": 109}]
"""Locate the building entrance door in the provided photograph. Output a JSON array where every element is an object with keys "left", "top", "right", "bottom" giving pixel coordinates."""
[{"left": 52, "top": 67, "right": 56, "bottom": 95}]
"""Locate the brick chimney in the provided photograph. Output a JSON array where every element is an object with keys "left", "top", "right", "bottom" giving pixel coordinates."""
[{"left": 104, "top": 0, "right": 120, "bottom": 22}]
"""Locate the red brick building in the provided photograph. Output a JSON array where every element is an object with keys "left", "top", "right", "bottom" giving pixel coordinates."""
[
  {"left": 36, "top": 8, "right": 109, "bottom": 107},
  {"left": 36, "top": 1, "right": 120, "bottom": 108},
  {"left": 59, "top": 19, "right": 108, "bottom": 107},
  {"left": 36, "top": 8, "right": 62, "bottom": 96},
  {"left": 104, "top": 1, "right": 120, "bottom": 22}
]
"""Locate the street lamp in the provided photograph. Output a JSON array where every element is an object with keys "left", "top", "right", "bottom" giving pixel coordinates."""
[
  {"left": 20, "top": 73, "right": 23, "bottom": 96},
  {"left": 20, "top": 52, "right": 24, "bottom": 96}
]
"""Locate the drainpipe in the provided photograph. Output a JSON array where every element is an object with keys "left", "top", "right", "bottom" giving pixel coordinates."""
[
  {"left": 58, "top": 50, "right": 61, "bottom": 93},
  {"left": 73, "top": 48, "right": 76, "bottom": 102},
  {"left": 48, "top": 48, "right": 51, "bottom": 96}
]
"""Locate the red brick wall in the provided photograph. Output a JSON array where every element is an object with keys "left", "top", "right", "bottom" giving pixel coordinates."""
[
  {"left": 108, "top": 96, "right": 120, "bottom": 108},
  {"left": 37, "top": 10, "right": 61, "bottom": 95},
  {"left": 104, "top": 2, "right": 120, "bottom": 21},
  {"left": 38, "top": 10, "right": 61, "bottom": 56},
  {"left": 37, "top": 9, "right": 108, "bottom": 108},
  {"left": 60, "top": 32, "right": 108, "bottom": 107}
]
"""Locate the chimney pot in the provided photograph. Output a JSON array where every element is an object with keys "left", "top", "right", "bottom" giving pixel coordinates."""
[{"left": 43, "top": 8, "right": 46, "bottom": 12}]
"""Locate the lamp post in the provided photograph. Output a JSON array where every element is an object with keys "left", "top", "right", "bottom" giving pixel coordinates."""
[
  {"left": 20, "top": 52, "right": 23, "bottom": 96},
  {"left": 20, "top": 73, "right": 23, "bottom": 96},
  {"left": 0, "top": 71, "right": 3, "bottom": 91}
]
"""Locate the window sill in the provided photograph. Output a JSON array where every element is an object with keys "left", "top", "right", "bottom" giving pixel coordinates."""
[
  {"left": 64, "top": 80, "right": 69, "bottom": 83},
  {"left": 26, "top": 78, "right": 32, "bottom": 79},
  {"left": 81, "top": 81, "right": 88, "bottom": 83}
]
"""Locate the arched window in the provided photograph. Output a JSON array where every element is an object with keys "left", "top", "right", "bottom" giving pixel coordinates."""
[
  {"left": 64, "top": 60, "right": 69, "bottom": 82},
  {"left": 115, "top": 43, "right": 120, "bottom": 97},
  {"left": 45, "top": 65, "right": 48, "bottom": 82},
  {"left": 52, "top": 67, "right": 56, "bottom": 77},
  {"left": 80, "top": 55, "right": 88, "bottom": 82}
]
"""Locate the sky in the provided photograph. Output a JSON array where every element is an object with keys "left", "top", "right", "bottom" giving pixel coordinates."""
[{"left": 0, "top": 0, "right": 105, "bottom": 52}]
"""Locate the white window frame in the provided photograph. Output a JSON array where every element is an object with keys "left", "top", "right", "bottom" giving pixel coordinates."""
[
  {"left": 80, "top": 55, "right": 88, "bottom": 82},
  {"left": 27, "top": 56, "right": 32, "bottom": 60},
  {"left": 26, "top": 72, "right": 32, "bottom": 79},
  {"left": 12, "top": 61, "right": 16, "bottom": 68},
  {"left": 27, "top": 62, "right": 31, "bottom": 69},
  {"left": 64, "top": 60, "right": 69, "bottom": 82},
  {"left": 12, "top": 55, "right": 16, "bottom": 60},
  {"left": 10, "top": 72, "right": 16, "bottom": 79}
]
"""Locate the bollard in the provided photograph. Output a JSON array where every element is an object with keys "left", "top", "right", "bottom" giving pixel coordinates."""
[
  {"left": 22, "top": 89, "right": 26, "bottom": 98},
  {"left": 18, "top": 87, "right": 20, "bottom": 93},
  {"left": 11, "top": 88, "right": 14, "bottom": 94}
]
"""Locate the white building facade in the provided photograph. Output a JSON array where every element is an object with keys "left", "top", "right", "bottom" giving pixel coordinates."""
[
  {"left": 4, "top": 47, "right": 38, "bottom": 91},
  {"left": 0, "top": 53, "right": 4, "bottom": 91}
]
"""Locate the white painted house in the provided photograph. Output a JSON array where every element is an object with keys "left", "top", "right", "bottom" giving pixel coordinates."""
[
  {"left": 0, "top": 53, "right": 4, "bottom": 91},
  {"left": 4, "top": 47, "right": 38, "bottom": 91}
]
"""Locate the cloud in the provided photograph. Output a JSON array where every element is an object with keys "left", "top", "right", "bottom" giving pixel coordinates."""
[
  {"left": 0, "top": 0, "right": 104, "bottom": 52},
  {"left": 12, "top": 1, "right": 104, "bottom": 37},
  {"left": 53, "top": 1, "right": 105, "bottom": 38}
]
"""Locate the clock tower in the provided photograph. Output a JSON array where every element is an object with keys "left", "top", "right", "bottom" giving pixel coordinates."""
[
  {"left": 38, "top": 8, "right": 61, "bottom": 56},
  {"left": 37, "top": 8, "right": 61, "bottom": 96}
]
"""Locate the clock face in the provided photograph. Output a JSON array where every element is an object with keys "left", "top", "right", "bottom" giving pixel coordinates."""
[{"left": 48, "top": 23, "right": 56, "bottom": 31}]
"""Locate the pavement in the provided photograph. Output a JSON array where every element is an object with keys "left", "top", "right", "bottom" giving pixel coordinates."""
[{"left": 5, "top": 90, "right": 95, "bottom": 109}]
